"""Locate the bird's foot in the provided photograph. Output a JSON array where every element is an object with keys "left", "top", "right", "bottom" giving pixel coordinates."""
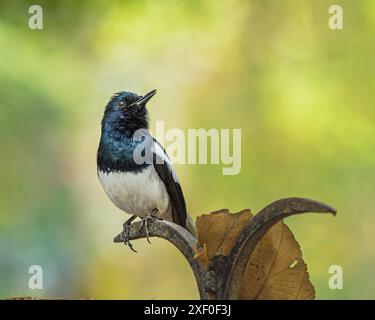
[
  {"left": 142, "top": 209, "right": 158, "bottom": 244},
  {"left": 123, "top": 215, "right": 137, "bottom": 253}
]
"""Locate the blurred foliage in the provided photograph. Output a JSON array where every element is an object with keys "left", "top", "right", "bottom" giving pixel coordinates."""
[{"left": 0, "top": 0, "right": 374, "bottom": 299}]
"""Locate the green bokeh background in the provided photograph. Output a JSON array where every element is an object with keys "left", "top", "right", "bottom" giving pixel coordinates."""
[{"left": 0, "top": 0, "right": 374, "bottom": 299}]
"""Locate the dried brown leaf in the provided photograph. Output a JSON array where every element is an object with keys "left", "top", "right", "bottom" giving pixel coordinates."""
[
  {"left": 239, "top": 221, "right": 315, "bottom": 299},
  {"left": 194, "top": 209, "right": 315, "bottom": 300},
  {"left": 195, "top": 209, "right": 252, "bottom": 259}
]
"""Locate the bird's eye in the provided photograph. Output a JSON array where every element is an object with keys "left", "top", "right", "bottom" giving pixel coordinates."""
[{"left": 119, "top": 101, "right": 125, "bottom": 107}]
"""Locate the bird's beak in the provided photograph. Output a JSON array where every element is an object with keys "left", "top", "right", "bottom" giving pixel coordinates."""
[{"left": 132, "top": 89, "right": 157, "bottom": 107}]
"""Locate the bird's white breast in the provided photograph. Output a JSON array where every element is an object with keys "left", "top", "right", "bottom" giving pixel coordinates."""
[{"left": 98, "top": 166, "right": 171, "bottom": 219}]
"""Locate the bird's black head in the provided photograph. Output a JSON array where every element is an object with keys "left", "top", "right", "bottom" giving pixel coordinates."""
[{"left": 101, "top": 89, "right": 157, "bottom": 136}]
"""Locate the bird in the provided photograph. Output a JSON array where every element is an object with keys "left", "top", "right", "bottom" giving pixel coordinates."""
[{"left": 97, "top": 89, "right": 195, "bottom": 251}]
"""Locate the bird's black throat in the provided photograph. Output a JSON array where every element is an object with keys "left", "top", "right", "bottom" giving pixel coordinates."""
[{"left": 97, "top": 91, "right": 151, "bottom": 174}]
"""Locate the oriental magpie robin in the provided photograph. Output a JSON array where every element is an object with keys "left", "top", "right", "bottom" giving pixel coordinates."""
[{"left": 97, "top": 90, "right": 195, "bottom": 251}]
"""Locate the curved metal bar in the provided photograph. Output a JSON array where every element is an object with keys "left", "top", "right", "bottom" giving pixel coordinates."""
[
  {"left": 113, "top": 218, "right": 211, "bottom": 299},
  {"left": 222, "top": 197, "right": 336, "bottom": 299}
]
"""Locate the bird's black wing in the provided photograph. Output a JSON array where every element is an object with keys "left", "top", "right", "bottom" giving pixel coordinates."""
[{"left": 152, "top": 138, "right": 187, "bottom": 228}]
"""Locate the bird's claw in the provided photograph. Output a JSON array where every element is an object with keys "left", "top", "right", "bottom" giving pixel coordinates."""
[
  {"left": 142, "top": 214, "right": 153, "bottom": 244},
  {"left": 142, "top": 210, "right": 158, "bottom": 244},
  {"left": 122, "top": 221, "right": 137, "bottom": 253}
]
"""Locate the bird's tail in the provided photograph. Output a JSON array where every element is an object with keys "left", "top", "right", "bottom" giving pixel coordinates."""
[{"left": 186, "top": 214, "right": 196, "bottom": 237}]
